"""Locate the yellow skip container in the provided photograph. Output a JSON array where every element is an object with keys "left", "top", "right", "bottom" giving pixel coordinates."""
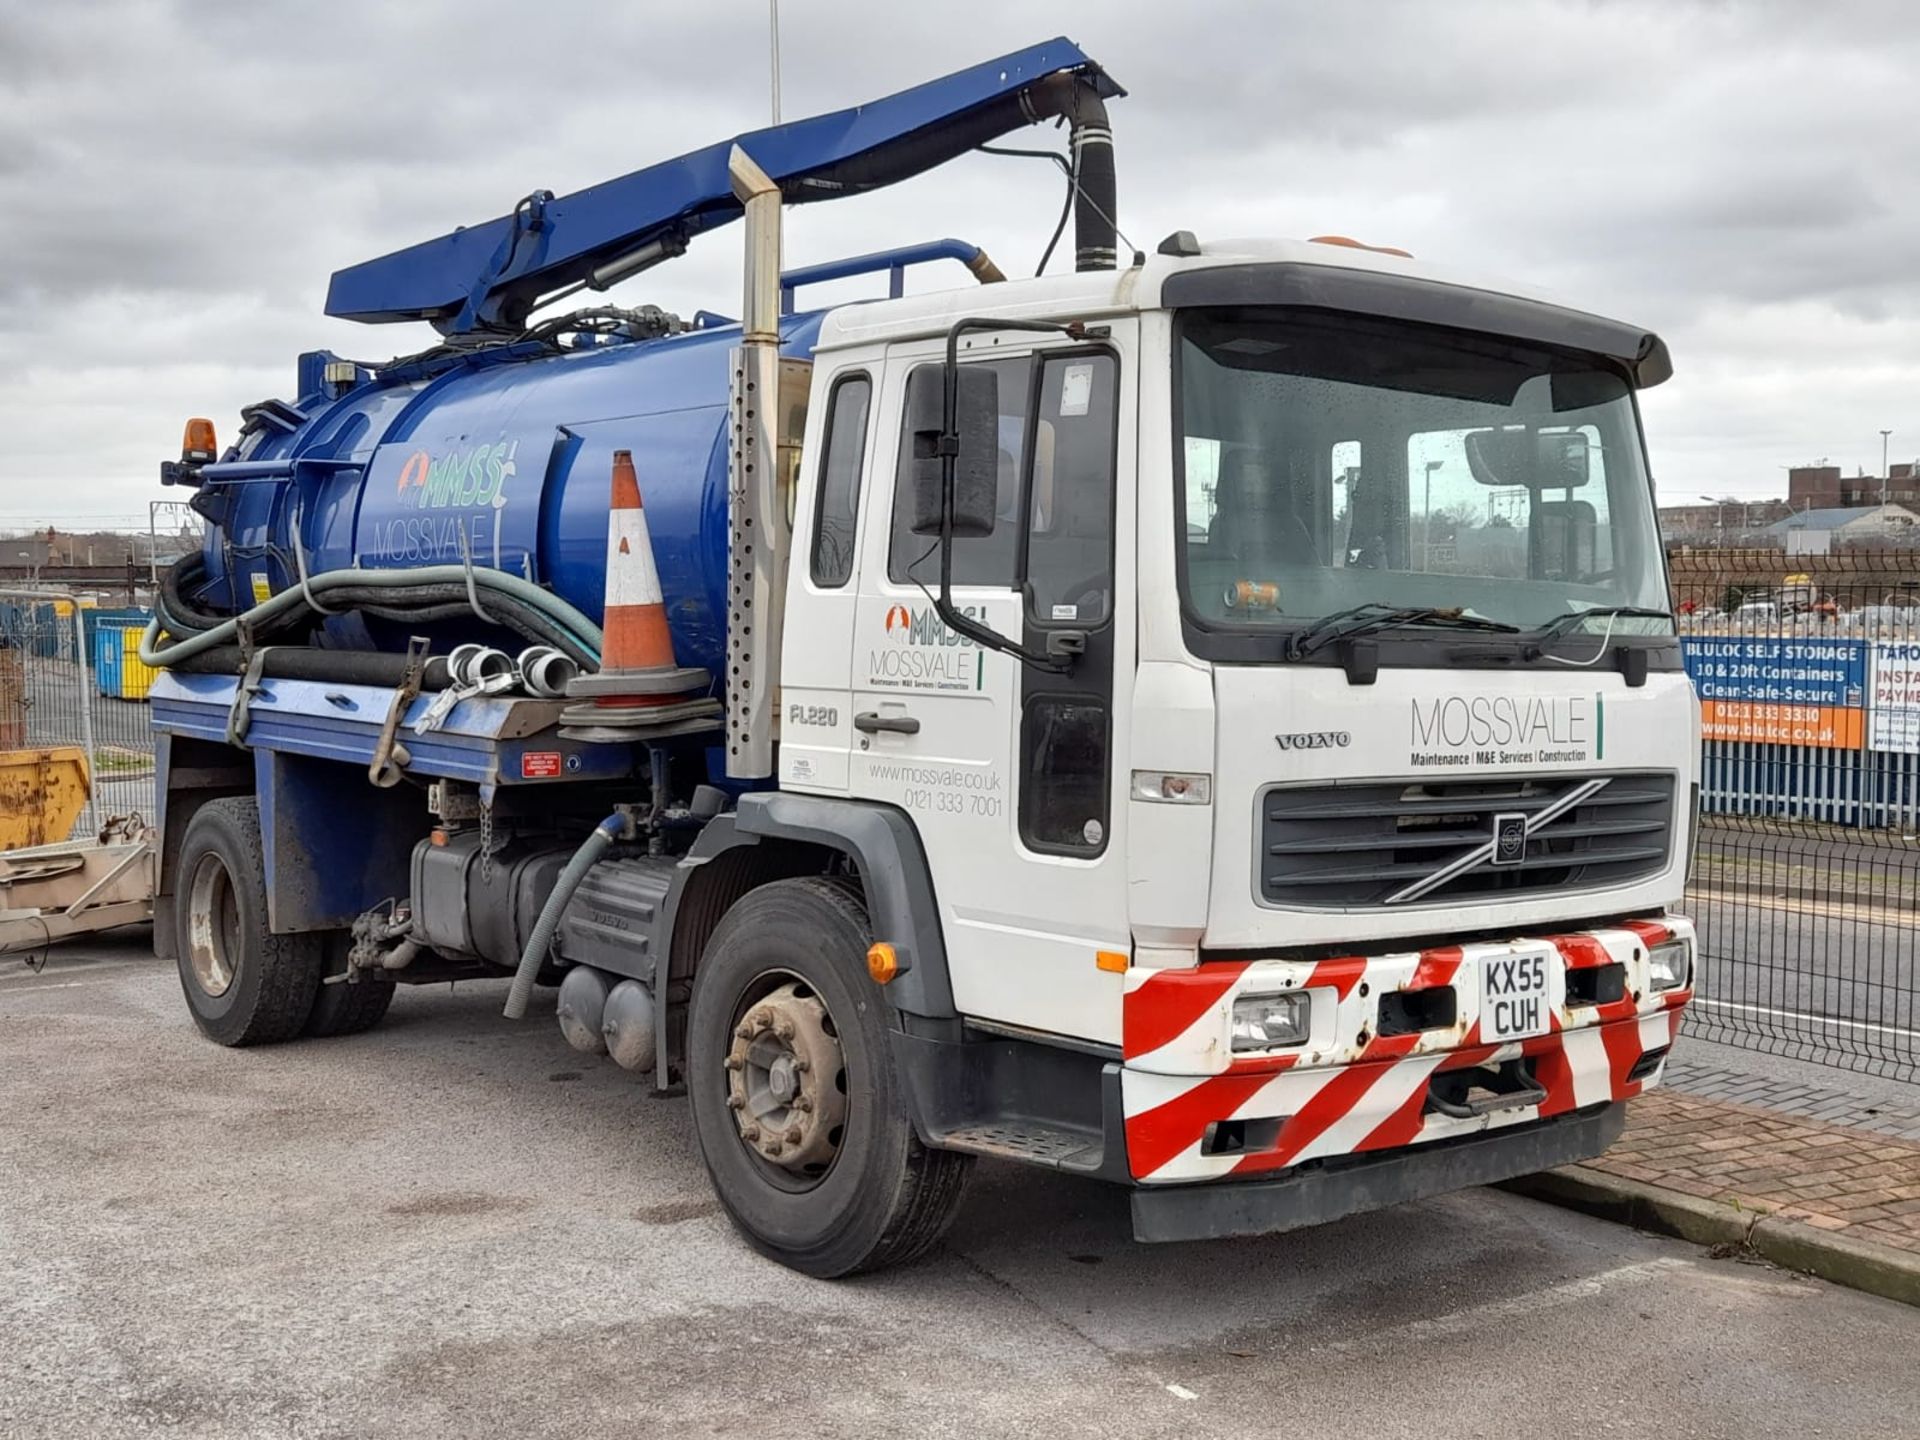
[{"left": 0, "top": 746, "right": 91, "bottom": 849}]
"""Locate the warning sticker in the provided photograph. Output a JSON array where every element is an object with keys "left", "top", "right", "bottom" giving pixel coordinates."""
[
  {"left": 520, "top": 751, "right": 563, "bottom": 779},
  {"left": 250, "top": 573, "right": 273, "bottom": 604},
  {"left": 1059, "top": 362, "right": 1094, "bottom": 417}
]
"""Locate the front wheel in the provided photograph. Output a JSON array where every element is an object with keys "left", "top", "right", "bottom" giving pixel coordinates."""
[{"left": 686, "top": 877, "right": 971, "bottom": 1277}]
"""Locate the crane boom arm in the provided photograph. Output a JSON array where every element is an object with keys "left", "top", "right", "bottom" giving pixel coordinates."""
[{"left": 324, "top": 37, "right": 1121, "bottom": 336}]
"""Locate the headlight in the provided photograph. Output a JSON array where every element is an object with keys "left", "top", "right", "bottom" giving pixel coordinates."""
[
  {"left": 1230, "top": 991, "right": 1311, "bottom": 1051},
  {"left": 1649, "top": 939, "right": 1691, "bottom": 992}
]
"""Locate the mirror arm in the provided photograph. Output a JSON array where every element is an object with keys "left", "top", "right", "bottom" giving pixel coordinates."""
[{"left": 930, "top": 316, "right": 1109, "bottom": 675}]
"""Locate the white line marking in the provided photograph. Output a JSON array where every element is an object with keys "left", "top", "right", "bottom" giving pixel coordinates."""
[
  {"left": 0, "top": 981, "right": 87, "bottom": 992},
  {"left": 1689, "top": 997, "right": 1920, "bottom": 1043},
  {"left": 1689, "top": 887, "right": 1911, "bottom": 924},
  {"left": 1165, "top": 1384, "right": 1198, "bottom": 1401}
]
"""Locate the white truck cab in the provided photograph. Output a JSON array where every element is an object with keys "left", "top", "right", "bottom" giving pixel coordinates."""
[{"left": 777, "top": 234, "right": 1695, "bottom": 1199}]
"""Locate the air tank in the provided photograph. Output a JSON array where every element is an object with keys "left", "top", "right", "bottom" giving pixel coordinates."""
[{"left": 188, "top": 311, "right": 826, "bottom": 677}]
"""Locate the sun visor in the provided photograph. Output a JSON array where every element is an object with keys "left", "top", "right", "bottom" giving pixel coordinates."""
[{"left": 1162, "top": 263, "right": 1672, "bottom": 390}]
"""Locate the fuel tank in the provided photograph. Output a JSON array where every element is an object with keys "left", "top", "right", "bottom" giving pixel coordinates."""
[{"left": 192, "top": 311, "right": 825, "bottom": 676}]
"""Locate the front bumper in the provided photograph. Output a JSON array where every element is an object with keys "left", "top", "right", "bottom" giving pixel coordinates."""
[
  {"left": 1120, "top": 917, "right": 1692, "bottom": 1184},
  {"left": 1132, "top": 1102, "right": 1625, "bottom": 1243}
]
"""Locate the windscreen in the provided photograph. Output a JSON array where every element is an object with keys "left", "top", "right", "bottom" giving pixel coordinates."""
[{"left": 1176, "top": 310, "right": 1671, "bottom": 645}]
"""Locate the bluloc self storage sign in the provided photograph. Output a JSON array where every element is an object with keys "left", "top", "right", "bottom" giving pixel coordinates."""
[{"left": 1681, "top": 637, "right": 1866, "bottom": 748}]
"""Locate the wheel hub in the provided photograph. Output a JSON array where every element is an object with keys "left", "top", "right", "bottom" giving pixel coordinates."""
[
  {"left": 185, "top": 853, "right": 238, "bottom": 998},
  {"left": 725, "top": 982, "right": 847, "bottom": 1173}
]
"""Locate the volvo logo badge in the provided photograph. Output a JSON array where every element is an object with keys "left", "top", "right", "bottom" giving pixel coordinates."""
[
  {"left": 1275, "top": 730, "right": 1351, "bottom": 751},
  {"left": 1491, "top": 813, "right": 1528, "bottom": 867}
]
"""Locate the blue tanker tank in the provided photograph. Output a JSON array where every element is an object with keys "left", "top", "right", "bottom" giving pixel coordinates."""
[
  {"left": 190, "top": 310, "right": 824, "bottom": 680},
  {"left": 163, "top": 36, "right": 1120, "bottom": 682}
]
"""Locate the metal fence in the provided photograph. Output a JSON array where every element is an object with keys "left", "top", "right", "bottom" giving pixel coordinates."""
[
  {"left": 1673, "top": 550, "right": 1920, "bottom": 828},
  {"left": 0, "top": 589, "right": 157, "bottom": 845},
  {"left": 1687, "top": 819, "right": 1918, "bottom": 1082},
  {"left": 1669, "top": 550, "right": 1920, "bottom": 1081}
]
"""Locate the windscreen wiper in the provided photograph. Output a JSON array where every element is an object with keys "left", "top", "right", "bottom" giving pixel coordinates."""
[
  {"left": 1288, "top": 603, "right": 1521, "bottom": 660},
  {"left": 1532, "top": 605, "right": 1673, "bottom": 642}
]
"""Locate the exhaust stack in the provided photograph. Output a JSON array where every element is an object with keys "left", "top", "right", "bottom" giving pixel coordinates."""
[{"left": 726, "top": 145, "right": 786, "bottom": 779}]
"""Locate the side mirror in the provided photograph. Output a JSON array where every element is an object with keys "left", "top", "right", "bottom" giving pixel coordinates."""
[
  {"left": 1465, "top": 428, "right": 1590, "bottom": 490},
  {"left": 906, "top": 364, "right": 999, "bottom": 537}
]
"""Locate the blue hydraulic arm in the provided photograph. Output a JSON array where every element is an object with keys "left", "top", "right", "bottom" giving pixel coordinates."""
[
  {"left": 779, "top": 239, "right": 1005, "bottom": 314},
  {"left": 325, "top": 38, "right": 1121, "bottom": 337}
]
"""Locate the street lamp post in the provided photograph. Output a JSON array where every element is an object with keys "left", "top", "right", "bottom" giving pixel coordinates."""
[
  {"left": 768, "top": 0, "right": 781, "bottom": 124},
  {"left": 1699, "top": 494, "right": 1725, "bottom": 546},
  {"left": 1882, "top": 429, "right": 1893, "bottom": 508}
]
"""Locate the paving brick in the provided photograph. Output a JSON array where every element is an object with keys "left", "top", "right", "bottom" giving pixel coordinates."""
[
  {"left": 1588, "top": 1090, "right": 1920, "bottom": 1260},
  {"left": 1797, "top": 1213, "right": 1854, "bottom": 1231},
  {"left": 1832, "top": 1206, "right": 1893, "bottom": 1223}
]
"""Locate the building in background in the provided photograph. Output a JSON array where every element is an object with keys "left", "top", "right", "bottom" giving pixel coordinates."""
[
  {"left": 1659, "top": 499, "right": 1794, "bottom": 541},
  {"left": 1787, "top": 463, "right": 1920, "bottom": 510},
  {"left": 0, "top": 537, "right": 51, "bottom": 571},
  {"left": 1765, "top": 502, "right": 1920, "bottom": 555}
]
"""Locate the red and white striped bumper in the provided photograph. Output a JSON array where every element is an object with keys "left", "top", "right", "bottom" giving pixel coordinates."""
[{"left": 1121, "top": 918, "right": 1693, "bottom": 1183}]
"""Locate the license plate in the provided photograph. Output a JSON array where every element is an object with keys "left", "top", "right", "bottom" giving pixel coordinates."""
[{"left": 1481, "top": 950, "right": 1551, "bottom": 1042}]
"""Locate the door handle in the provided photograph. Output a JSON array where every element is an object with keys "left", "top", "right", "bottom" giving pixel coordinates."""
[{"left": 854, "top": 711, "right": 920, "bottom": 735}]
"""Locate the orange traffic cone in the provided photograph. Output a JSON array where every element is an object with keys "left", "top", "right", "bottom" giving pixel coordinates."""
[{"left": 560, "top": 449, "right": 721, "bottom": 739}]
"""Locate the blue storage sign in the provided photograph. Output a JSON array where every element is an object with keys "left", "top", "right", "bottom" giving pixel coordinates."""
[
  {"left": 1682, "top": 637, "right": 1865, "bottom": 705},
  {"left": 1682, "top": 637, "right": 1867, "bottom": 749}
]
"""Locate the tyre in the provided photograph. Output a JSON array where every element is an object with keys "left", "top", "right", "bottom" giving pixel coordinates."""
[
  {"left": 304, "top": 933, "right": 396, "bottom": 1038},
  {"left": 173, "top": 798, "right": 324, "bottom": 1046},
  {"left": 686, "top": 877, "right": 972, "bottom": 1277}
]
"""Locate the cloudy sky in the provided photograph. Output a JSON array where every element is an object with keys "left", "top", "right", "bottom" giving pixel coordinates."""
[{"left": 2, "top": 0, "right": 1915, "bottom": 528}]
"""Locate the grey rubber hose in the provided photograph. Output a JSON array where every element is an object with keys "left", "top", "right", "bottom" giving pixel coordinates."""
[
  {"left": 503, "top": 813, "right": 624, "bottom": 1020},
  {"left": 138, "top": 563, "right": 603, "bottom": 668}
]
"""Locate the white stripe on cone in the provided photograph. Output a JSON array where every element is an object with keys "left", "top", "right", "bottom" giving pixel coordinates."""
[{"left": 605, "top": 508, "right": 664, "bottom": 608}]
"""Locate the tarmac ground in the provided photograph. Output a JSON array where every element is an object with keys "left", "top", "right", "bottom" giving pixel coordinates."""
[{"left": 4, "top": 930, "right": 1918, "bottom": 1439}]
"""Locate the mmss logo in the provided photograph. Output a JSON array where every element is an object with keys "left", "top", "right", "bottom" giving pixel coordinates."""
[{"left": 1275, "top": 731, "right": 1351, "bottom": 751}]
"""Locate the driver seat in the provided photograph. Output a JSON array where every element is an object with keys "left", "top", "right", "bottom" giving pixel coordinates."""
[{"left": 1209, "top": 451, "right": 1318, "bottom": 569}]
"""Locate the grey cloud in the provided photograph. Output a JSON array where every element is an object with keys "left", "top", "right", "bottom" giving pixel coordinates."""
[{"left": 4, "top": 0, "right": 1920, "bottom": 515}]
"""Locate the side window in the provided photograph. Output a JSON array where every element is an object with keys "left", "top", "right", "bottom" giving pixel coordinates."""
[
  {"left": 809, "top": 373, "right": 870, "bottom": 588},
  {"left": 1019, "top": 697, "right": 1110, "bottom": 855},
  {"left": 888, "top": 355, "right": 1034, "bottom": 587},
  {"left": 1025, "top": 353, "right": 1118, "bottom": 626}
]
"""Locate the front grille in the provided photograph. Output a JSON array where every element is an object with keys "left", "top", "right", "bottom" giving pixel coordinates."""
[{"left": 1259, "top": 772, "right": 1674, "bottom": 908}]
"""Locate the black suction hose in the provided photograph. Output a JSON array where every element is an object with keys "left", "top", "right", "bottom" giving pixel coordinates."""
[
  {"left": 1019, "top": 72, "right": 1117, "bottom": 272},
  {"left": 166, "top": 646, "right": 457, "bottom": 690},
  {"left": 1069, "top": 96, "right": 1117, "bottom": 272}
]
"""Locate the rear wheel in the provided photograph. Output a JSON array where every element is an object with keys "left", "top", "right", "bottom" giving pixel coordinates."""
[
  {"left": 173, "top": 798, "right": 324, "bottom": 1046},
  {"left": 686, "top": 877, "right": 971, "bottom": 1277},
  {"left": 304, "top": 934, "right": 396, "bottom": 1038}
]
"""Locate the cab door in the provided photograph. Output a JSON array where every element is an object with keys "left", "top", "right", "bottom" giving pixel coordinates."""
[
  {"left": 846, "top": 325, "right": 1136, "bottom": 1043},
  {"left": 778, "top": 367, "right": 877, "bottom": 793}
]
